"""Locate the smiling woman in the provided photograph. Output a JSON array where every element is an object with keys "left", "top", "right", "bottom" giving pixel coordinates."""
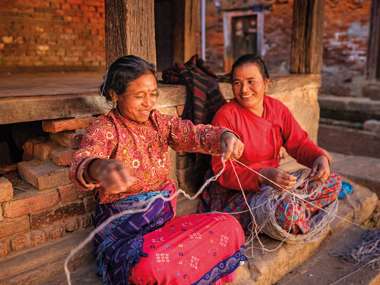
[
  {"left": 70, "top": 55, "right": 247, "bottom": 285},
  {"left": 115, "top": 73, "right": 159, "bottom": 123},
  {"left": 231, "top": 55, "right": 269, "bottom": 117},
  {"left": 199, "top": 54, "right": 342, "bottom": 237}
]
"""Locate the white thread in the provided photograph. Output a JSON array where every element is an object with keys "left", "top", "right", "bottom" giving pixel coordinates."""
[{"left": 64, "top": 157, "right": 363, "bottom": 283}]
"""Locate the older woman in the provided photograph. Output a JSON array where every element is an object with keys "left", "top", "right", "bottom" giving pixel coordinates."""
[
  {"left": 70, "top": 55, "right": 247, "bottom": 285},
  {"left": 199, "top": 54, "right": 341, "bottom": 236}
]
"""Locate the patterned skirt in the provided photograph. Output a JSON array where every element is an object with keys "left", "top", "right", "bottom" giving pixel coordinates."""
[
  {"left": 94, "top": 183, "right": 247, "bottom": 285},
  {"left": 199, "top": 171, "right": 342, "bottom": 235}
]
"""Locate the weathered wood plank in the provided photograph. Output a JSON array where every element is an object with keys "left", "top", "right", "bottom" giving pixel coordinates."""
[
  {"left": 173, "top": 0, "right": 200, "bottom": 63},
  {"left": 0, "top": 74, "right": 320, "bottom": 126},
  {"left": 0, "top": 94, "right": 109, "bottom": 125},
  {"left": 105, "top": 0, "right": 156, "bottom": 66},
  {"left": 290, "top": 0, "right": 324, "bottom": 74},
  {"left": 367, "top": 0, "right": 380, "bottom": 80}
]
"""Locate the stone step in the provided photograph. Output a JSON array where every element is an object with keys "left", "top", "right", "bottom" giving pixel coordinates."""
[
  {"left": 318, "top": 123, "right": 380, "bottom": 158},
  {"left": 0, "top": 229, "right": 93, "bottom": 285},
  {"left": 278, "top": 225, "right": 380, "bottom": 285},
  {"left": 12, "top": 180, "right": 377, "bottom": 285},
  {"left": 319, "top": 95, "right": 380, "bottom": 123},
  {"left": 331, "top": 152, "right": 380, "bottom": 197}
]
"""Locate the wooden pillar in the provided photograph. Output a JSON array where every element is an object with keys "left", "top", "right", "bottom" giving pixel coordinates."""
[
  {"left": 290, "top": 0, "right": 324, "bottom": 74},
  {"left": 367, "top": 0, "right": 380, "bottom": 81},
  {"left": 173, "top": 0, "right": 200, "bottom": 63},
  {"left": 105, "top": 0, "right": 156, "bottom": 67}
]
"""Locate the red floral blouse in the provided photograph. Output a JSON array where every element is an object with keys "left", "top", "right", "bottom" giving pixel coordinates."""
[{"left": 70, "top": 109, "right": 226, "bottom": 204}]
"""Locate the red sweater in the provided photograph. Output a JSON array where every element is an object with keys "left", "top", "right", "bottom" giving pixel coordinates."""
[{"left": 212, "top": 96, "right": 325, "bottom": 191}]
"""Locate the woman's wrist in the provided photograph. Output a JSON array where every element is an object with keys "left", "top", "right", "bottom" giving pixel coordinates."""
[
  {"left": 84, "top": 158, "right": 102, "bottom": 183},
  {"left": 257, "top": 168, "right": 266, "bottom": 184}
]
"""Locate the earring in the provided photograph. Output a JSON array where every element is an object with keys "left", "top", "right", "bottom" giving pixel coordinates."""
[
  {"left": 109, "top": 90, "right": 118, "bottom": 109},
  {"left": 112, "top": 96, "right": 118, "bottom": 109}
]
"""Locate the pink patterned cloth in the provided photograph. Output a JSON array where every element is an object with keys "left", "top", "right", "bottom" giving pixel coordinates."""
[{"left": 130, "top": 213, "right": 245, "bottom": 285}]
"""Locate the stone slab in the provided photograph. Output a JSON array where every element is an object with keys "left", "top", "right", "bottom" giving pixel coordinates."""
[
  {"left": 319, "top": 95, "right": 380, "bottom": 122},
  {"left": 330, "top": 152, "right": 380, "bottom": 197},
  {"left": 17, "top": 160, "right": 70, "bottom": 190},
  {"left": 0, "top": 229, "right": 93, "bottom": 285},
  {"left": 318, "top": 124, "right": 380, "bottom": 158},
  {"left": 278, "top": 226, "right": 380, "bottom": 285},
  {"left": 362, "top": 82, "right": 380, "bottom": 101},
  {"left": 0, "top": 94, "right": 109, "bottom": 125}
]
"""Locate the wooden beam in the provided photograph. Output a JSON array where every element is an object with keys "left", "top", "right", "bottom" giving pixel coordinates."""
[
  {"left": 173, "top": 0, "right": 200, "bottom": 63},
  {"left": 367, "top": 0, "right": 380, "bottom": 80},
  {"left": 290, "top": 0, "right": 324, "bottom": 74},
  {"left": 105, "top": 0, "right": 156, "bottom": 66}
]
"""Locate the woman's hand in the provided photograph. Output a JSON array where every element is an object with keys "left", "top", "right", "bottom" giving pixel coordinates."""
[
  {"left": 258, "top": 167, "right": 297, "bottom": 191},
  {"left": 87, "top": 159, "right": 137, "bottom": 194},
  {"left": 220, "top": 132, "right": 244, "bottom": 161},
  {"left": 310, "top": 155, "right": 330, "bottom": 182}
]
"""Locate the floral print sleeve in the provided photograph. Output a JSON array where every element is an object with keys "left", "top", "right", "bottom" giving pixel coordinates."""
[
  {"left": 164, "top": 115, "right": 226, "bottom": 155},
  {"left": 70, "top": 115, "right": 118, "bottom": 191}
]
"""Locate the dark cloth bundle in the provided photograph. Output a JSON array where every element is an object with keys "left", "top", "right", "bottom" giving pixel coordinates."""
[
  {"left": 162, "top": 54, "right": 226, "bottom": 124},
  {"left": 162, "top": 55, "right": 226, "bottom": 192}
]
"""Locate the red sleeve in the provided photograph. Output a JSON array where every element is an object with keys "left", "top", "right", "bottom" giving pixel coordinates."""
[
  {"left": 167, "top": 115, "right": 226, "bottom": 155},
  {"left": 69, "top": 116, "right": 118, "bottom": 191},
  {"left": 211, "top": 107, "right": 260, "bottom": 191},
  {"left": 280, "top": 104, "right": 325, "bottom": 168}
]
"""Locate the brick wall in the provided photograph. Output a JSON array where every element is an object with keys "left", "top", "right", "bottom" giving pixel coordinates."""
[
  {"left": 0, "top": 0, "right": 105, "bottom": 71},
  {"left": 205, "top": 0, "right": 294, "bottom": 74},
  {"left": 323, "top": 0, "right": 370, "bottom": 96},
  {"left": 205, "top": 0, "right": 370, "bottom": 96},
  {"left": 0, "top": 117, "right": 95, "bottom": 258},
  {"left": 0, "top": 0, "right": 370, "bottom": 95}
]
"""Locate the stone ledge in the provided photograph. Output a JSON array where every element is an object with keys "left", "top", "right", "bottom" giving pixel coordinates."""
[
  {"left": 0, "top": 73, "right": 320, "bottom": 126},
  {"left": 318, "top": 124, "right": 380, "bottom": 158},
  {"left": 331, "top": 152, "right": 380, "bottom": 197},
  {"left": 0, "top": 229, "right": 93, "bottom": 285},
  {"left": 319, "top": 95, "right": 380, "bottom": 122}
]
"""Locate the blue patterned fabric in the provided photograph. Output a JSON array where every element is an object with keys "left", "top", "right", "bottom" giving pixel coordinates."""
[
  {"left": 94, "top": 191, "right": 173, "bottom": 285},
  {"left": 193, "top": 248, "right": 247, "bottom": 285}
]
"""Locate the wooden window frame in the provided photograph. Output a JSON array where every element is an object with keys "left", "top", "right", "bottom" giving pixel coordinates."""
[{"left": 223, "top": 10, "right": 264, "bottom": 72}]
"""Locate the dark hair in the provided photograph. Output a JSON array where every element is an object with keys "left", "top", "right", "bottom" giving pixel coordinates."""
[
  {"left": 230, "top": 54, "right": 270, "bottom": 81},
  {"left": 100, "top": 55, "right": 156, "bottom": 101}
]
